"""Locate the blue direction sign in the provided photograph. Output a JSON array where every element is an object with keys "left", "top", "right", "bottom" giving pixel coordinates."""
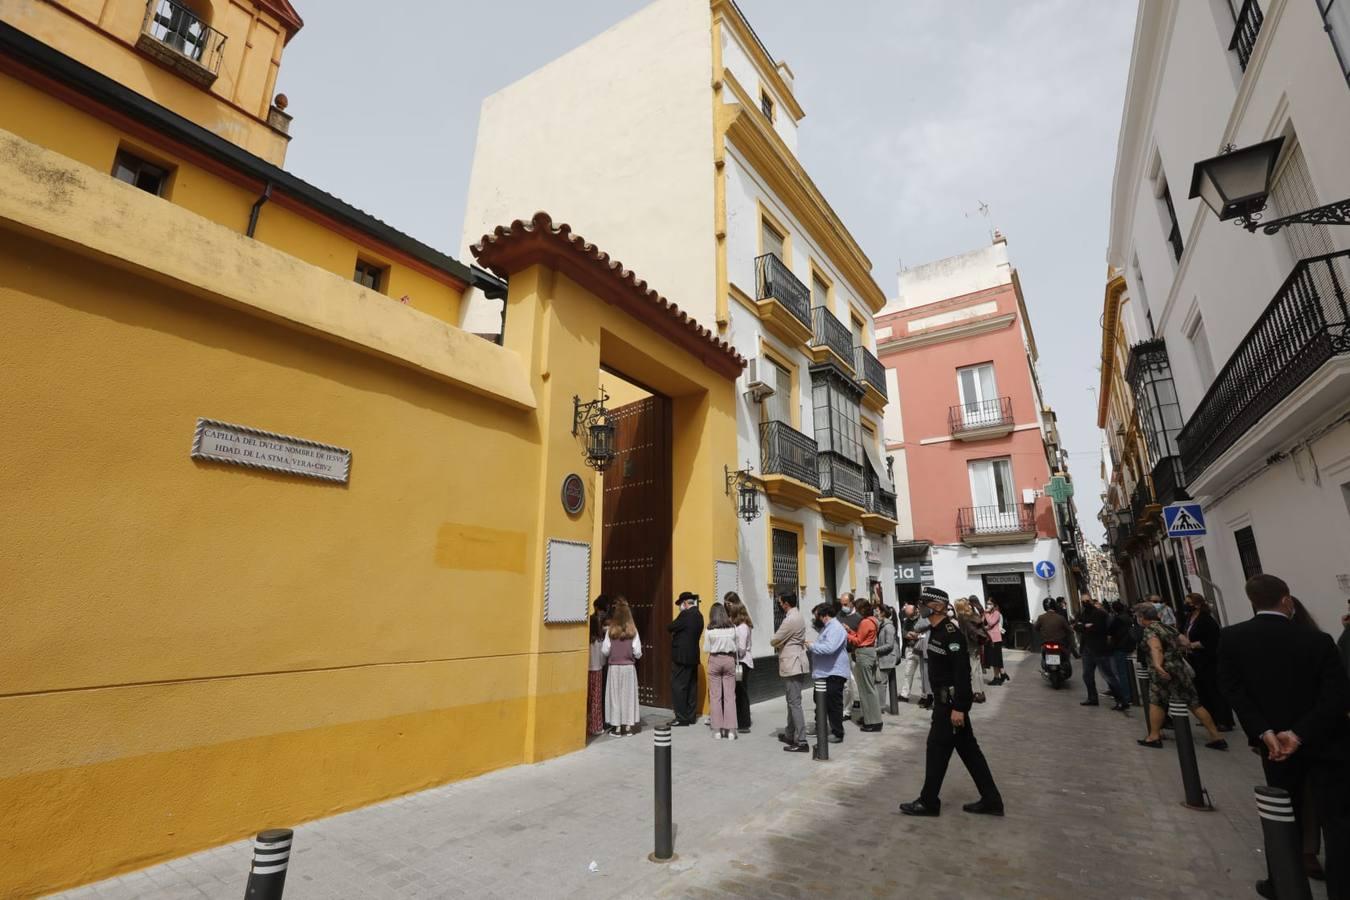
[
  {"left": 1034, "top": 560, "right": 1057, "bottom": 581},
  {"left": 1163, "top": 502, "right": 1207, "bottom": 537}
]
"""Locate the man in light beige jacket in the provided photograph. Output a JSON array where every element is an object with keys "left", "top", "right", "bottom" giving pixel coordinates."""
[{"left": 771, "top": 594, "right": 811, "bottom": 752}]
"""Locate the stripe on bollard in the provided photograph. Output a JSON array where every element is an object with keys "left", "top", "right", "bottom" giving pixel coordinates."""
[
  {"left": 244, "top": 829, "right": 292, "bottom": 900},
  {"left": 1254, "top": 786, "right": 1312, "bottom": 900},
  {"left": 649, "top": 725, "right": 675, "bottom": 863}
]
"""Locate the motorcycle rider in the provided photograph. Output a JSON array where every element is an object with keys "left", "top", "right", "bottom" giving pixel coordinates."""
[{"left": 1035, "top": 598, "right": 1075, "bottom": 678}]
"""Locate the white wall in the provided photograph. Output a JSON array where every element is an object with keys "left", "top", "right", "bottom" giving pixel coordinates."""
[
  {"left": 458, "top": 0, "right": 715, "bottom": 332},
  {"left": 929, "top": 538, "right": 1068, "bottom": 625},
  {"left": 719, "top": 23, "right": 798, "bottom": 154},
  {"left": 885, "top": 240, "right": 1011, "bottom": 313}
]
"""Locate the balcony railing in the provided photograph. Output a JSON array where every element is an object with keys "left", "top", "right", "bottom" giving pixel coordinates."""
[
  {"left": 1151, "top": 454, "right": 1188, "bottom": 507},
  {"left": 811, "top": 306, "right": 853, "bottom": 367},
  {"left": 754, "top": 254, "right": 811, "bottom": 331},
  {"left": 140, "top": 0, "right": 227, "bottom": 81},
  {"left": 865, "top": 489, "right": 898, "bottom": 521},
  {"left": 1178, "top": 249, "right": 1350, "bottom": 483},
  {"left": 948, "top": 397, "right": 1014, "bottom": 435},
  {"left": 853, "top": 345, "right": 887, "bottom": 398},
  {"left": 957, "top": 505, "right": 1036, "bottom": 539},
  {"left": 1229, "top": 0, "right": 1264, "bottom": 71},
  {"left": 818, "top": 453, "right": 866, "bottom": 507},
  {"left": 759, "top": 420, "right": 819, "bottom": 487},
  {"left": 1130, "top": 476, "right": 1158, "bottom": 527}
]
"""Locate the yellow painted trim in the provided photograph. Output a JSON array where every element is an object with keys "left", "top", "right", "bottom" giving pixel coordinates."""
[
  {"left": 711, "top": 0, "right": 805, "bottom": 121},
  {"left": 728, "top": 281, "right": 758, "bottom": 315},
  {"left": 757, "top": 337, "right": 800, "bottom": 430},
  {"left": 767, "top": 516, "right": 807, "bottom": 595},
  {"left": 712, "top": 12, "right": 729, "bottom": 329},
  {"left": 757, "top": 200, "right": 793, "bottom": 268},
  {"left": 818, "top": 527, "right": 857, "bottom": 598},
  {"left": 718, "top": 75, "right": 885, "bottom": 313}
]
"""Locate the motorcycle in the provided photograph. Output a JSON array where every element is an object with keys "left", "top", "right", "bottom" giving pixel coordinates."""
[{"left": 1040, "top": 641, "right": 1072, "bottom": 689}]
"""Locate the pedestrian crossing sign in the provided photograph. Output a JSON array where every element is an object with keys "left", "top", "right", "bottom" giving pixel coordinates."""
[{"left": 1163, "top": 502, "right": 1206, "bottom": 537}]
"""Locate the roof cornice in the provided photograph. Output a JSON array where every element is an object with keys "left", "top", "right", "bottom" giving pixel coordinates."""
[
  {"left": 876, "top": 313, "right": 1015, "bottom": 354},
  {"left": 472, "top": 212, "right": 746, "bottom": 379},
  {"left": 711, "top": 0, "right": 805, "bottom": 121},
  {"left": 1097, "top": 274, "right": 1129, "bottom": 427}
]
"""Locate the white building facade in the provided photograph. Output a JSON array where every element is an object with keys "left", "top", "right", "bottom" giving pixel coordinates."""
[
  {"left": 459, "top": 0, "right": 900, "bottom": 667},
  {"left": 1108, "top": 0, "right": 1350, "bottom": 628}
]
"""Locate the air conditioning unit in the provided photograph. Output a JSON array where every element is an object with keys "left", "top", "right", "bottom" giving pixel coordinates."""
[
  {"left": 744, "top": 358, "right": 776, "bottom": 402},
  {"left": 1022, "top": 488, "right": 1039, "bottom": 505}
]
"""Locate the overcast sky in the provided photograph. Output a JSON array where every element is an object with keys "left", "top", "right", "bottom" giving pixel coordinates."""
[{"left": 277, "top": 1, "right": 1138, "bottom": 543}]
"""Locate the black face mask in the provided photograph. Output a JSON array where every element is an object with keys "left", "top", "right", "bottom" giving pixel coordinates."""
[{"left": 812, "top": 617, "right": 824, "bottom": 631}]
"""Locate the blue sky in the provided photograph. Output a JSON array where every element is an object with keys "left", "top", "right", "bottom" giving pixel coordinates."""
[{"left": 277, "top": 1, "right": 1138, "bottom": 541}]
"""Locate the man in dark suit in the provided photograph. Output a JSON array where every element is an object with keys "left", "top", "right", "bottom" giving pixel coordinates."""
[
  {"left": 1218, "top": 574, "right": 1350, "bottom": 898},
  {"left": 667, "top": 591, "right": 704, "bottom": 726}
]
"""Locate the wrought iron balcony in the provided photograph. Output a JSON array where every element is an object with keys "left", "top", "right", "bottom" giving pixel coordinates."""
[
  {"left": 138, "top": 0, "right": 227, "bottom": 84},
  {"left": 957, "top": 505, "right": 1037, "bottom": 543},
  {"left": 1178, "top": 249, "right": 1350, "bottom": 483},
  {"left": 1229, "top": 0, "right": 1264, "bottom": 71},
  {"left": 817, "top": 453, "right": 866, "bottom": 507},
  {"left": 853, "top": 345, "right": 887, "bottom": 399},
  {"left": 865, "top": 488, "right": 898, "bottom": 521},
  {"left": 1151, "top": 455, "right": 1188, "bottom": 507},
  {"left": 811, "top": 306, "right": 854, "bottom": 368},
  {"left": 948, "top": 397, "right": 1014, "bottom": 437},
  {"left": 1130, "top": 476, "right": 1159, "bottom": 527},
  {"left": 759, "top": 420, "right": 819, "bottom": 487},
  {"left": 754, "top": 253, "right": 811, "bottom": 331}
]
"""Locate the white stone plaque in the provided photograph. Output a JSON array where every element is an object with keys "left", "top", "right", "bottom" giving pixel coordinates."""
[{"left": 191, "top": 418, "right": 351, "bottom": 483}]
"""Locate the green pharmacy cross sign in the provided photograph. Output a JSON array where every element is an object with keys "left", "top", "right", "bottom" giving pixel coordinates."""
[{"left": 1044, "top": 476, "right": 1074, "bottom": 505}]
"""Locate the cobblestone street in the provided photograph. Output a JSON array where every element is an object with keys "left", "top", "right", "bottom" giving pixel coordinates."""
[{"left": 57, "top": 652, "right": 1322, "bottom": 899}]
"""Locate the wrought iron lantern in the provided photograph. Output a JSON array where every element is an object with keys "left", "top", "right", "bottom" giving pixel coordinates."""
[
  {"left": 1190, "top": 137, "right": 1350, "bottom": 234},
  {"left": 725, "top": 461, "right": 761, "bottom": 523},
  {"left": 572, "top": 389, "right": 616, "bottom": 472}
]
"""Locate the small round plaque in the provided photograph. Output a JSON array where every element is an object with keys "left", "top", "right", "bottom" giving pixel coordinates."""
[{"left": 561, "top": 473, "right": 586, "bottom": 516}]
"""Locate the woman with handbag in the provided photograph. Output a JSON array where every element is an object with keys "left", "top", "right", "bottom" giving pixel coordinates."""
[
  {"left": 844, "top": 599, "right": 883, "bottom": 732},
  {"left": 724, "top": 592, "right": 754, "bottom": 734},
  {"left": 983, "top": 599, "right": 1007, "bottom": 685},
  {"left": 1133, "top": 602, "right": 1227, "bottom": 750}
]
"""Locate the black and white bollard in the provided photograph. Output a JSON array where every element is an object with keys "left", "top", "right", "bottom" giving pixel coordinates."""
[
  {"left": 649, "top": 724, "right": 675, "bottom": 863},
  {"left": 244, "top": 829, "right": 292, "bottom": 900},
  {"left": 1168, "top": 702, "right": 1211, "bottom": 811},
  {"left": 1134, "top": 662, "right": 1150, "bottom": 737},
  {"left": 812, "top": 679, "right": 829, "bottom": 761},
  {"left": 887, "top": 668, "right": 899, "bottom": 715},
  {"left": 1254, "top": 786, "right": 1311, "bottom": 900}
]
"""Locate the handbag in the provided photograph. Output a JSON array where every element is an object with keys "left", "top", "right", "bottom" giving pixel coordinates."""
[{"left": 735, "top": 663, "right": 744, "bottom": 682}]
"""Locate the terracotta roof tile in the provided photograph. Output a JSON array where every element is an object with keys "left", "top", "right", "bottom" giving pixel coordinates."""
[{"left": 471, "top": 212, "right": 746, "bottom": 379}]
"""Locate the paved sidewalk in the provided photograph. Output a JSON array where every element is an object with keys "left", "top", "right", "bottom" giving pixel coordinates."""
[{"left": 55, "top": 652, "right": 1324, "bottom": 899}]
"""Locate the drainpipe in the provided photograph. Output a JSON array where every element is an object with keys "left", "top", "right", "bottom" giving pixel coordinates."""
[{"left": 246, "top": 182, "right": 273, "bottom": 238}]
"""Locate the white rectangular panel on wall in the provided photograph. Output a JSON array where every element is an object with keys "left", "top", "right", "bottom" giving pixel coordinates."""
[
  {"left": 715, "top": 560, "right": 740, "bottom": 602},
  {"left": 544, "top": 539, "right": 591, "bottom": 623}
]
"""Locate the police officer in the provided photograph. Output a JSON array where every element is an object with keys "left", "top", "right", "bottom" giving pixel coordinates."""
[{"left": 900, "top": 586, "right": 1005, "bottom": 817}]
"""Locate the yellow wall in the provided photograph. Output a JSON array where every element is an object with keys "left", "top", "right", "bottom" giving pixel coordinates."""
[
  {"left": 0, "top": 69, "right": 465, "bottom": 326},
  {"left": 3, "top": 0, "right": 294, "bottom": 164},
  {"left": 0, "top": 128, "right": 738, "bottom": 896}
]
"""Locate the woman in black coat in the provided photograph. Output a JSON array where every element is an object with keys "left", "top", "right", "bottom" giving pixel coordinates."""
[{"left": 1181, "top": 593, "right": 1234, "bottom": 730}]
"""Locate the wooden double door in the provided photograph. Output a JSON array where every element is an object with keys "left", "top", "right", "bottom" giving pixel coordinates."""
[{"left": 601, "top": 394, "right": 673, "bottom": 709}]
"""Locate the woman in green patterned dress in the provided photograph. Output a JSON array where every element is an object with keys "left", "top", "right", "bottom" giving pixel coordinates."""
[{"left": 1133, "top": 602, "right": 1228, "bottom": 750}]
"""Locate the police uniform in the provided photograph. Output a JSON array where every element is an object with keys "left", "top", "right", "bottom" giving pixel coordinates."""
[{"left": 902, "top": 590, "right": 1003, "bottom": 816}]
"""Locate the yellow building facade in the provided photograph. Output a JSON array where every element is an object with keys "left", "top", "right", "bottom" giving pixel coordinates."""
[{"left": 0, "top": 7, "right": 741, "bottom": 896}]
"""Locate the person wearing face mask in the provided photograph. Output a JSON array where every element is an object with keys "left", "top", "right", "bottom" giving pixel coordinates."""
[
  {"left": 806, "top": 602, "right": 850, "bottom": 744},
  {"left": 1148, "top": 594, "right": 1177, "bottom": 629},
  {"left": 835, "top": 592, "right": 861, "bottom": 718},
  {"left": 900, "top": 587, "right": 1004, "bottom": 818},
  {"left": 1218, "top": 574, "right": 1350, "bottom": 899},
  {"left": 1179, "top": 593, "right": 1232, "bottom": 731}
]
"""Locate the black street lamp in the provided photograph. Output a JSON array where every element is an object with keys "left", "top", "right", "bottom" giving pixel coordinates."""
[
  {"left": 572, "top": 389, "right": 616, "bottom": 472},
  {"left": 1190, "top": 137, "right": 1350, "bottom": 234},
  {"left": 725, "top": 461, "right": 761, "bottom": 523}
]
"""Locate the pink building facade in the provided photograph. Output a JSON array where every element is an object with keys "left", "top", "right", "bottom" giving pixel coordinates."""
[{"left": 878, "top": 236, "right": 1073, "bottom": 638}]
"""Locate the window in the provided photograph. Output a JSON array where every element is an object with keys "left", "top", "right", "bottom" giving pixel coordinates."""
[
  {"left": 111, "top": 149, "right": 170, "bottom": 196},
  {"left": 957, "top": 363, "right": 1001, "bottom": 426},
  {"left": 760, "top": 89, "right": 775, "bottom": 121},
  {"left": 850, "top": 314, "right": 865, "bottom": 348},
  {"left": 1234, "top": 526, "right": 1263, "bottom": 579},
  {"left": 1160, "top": 177, "right": 1184, "bottom": 263},
  {"left": 761, "top": 218, "right": 786, "bottom": 262},
  {"left": 812, "top": 371, "right": 862, "bottom": 465},
  {"left": 812, "top": 272, "right": 829, "bottom": 309},
  {"left": 764, "top": 357, "right": 794, "bottom": 426},
  {"left": 1318, "top": 0, "right": 1350, "bottom": 82},
  {"left": 1146, "top": 308, "right": 1156, "bottom": 338},
  {"left": 771, "top": 528, "right": 800, "bottom": 629},
  {"left": 968, "top": 457, "right": 1016, "bottom": 514},
  {"left": 354, "top": 259, "right": 385, "bottom": 292},
  {"left": 1132, "top": 254, "right": 1153, "bottom": 335},
  {"left": 1268, "top": 136, "right": 1335, "bottom": 265},
  {"left": 1187, "top": 314, "right": 1217, "bottom": 390}
]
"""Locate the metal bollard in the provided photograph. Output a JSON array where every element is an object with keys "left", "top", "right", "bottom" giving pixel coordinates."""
[
  {"left": 812, "top": 679, "right": 829, "bottom": 761},
  {"left": 1168, "top": 702, "right": 1212, "bottom": 811},
  {"left": 649, "top": 724, "right": 675, "bottom": 863},
  {"left": 1254, "top": 786, "right": 1311, "bottom": 900},
  {"left": 1134, "top": 662, "right": 1151, "bottom": 738},
  {"left": 887, "top": 668, "right": 899, "bottom": 715},
  {"left": 244, "top": 829, "right": 292, "bottom": 900}
]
